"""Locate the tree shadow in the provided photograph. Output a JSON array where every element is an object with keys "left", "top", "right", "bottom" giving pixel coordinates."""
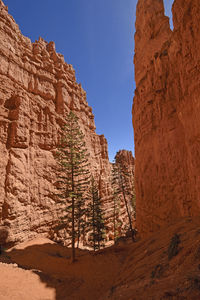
[
  {"left": 5, "top": 241, "right": 126, "bottom": 300},
  {"left": 6, "top": 243, "right": 87, "bottom": 299},
  {"left": 0, "top": 226, "right": 9, "bottom": 246}
]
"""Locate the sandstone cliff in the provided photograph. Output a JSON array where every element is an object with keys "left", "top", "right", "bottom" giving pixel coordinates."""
[
  {"left": 0, "top": 0, "right": 135, "bottom": 245},
  {"left": 115, "top": 150, "right": 135, "bottom": 221},
  {"left": 0, "top": 0, "right": 105, "bottom": 245},
  {"left": 104, "top": 150, "right": 135, "bottom": 240},
  {"left": 133, "top": 0, "right": 200, "bottom": 236}
]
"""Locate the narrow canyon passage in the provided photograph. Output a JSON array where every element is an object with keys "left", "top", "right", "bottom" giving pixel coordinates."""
[{"left": 1, "top": 0, "right": 200, "bottom": 299}]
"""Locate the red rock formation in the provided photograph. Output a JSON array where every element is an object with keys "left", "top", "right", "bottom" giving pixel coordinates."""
[
  {"left": 0, "top": 0, "right": 134, "bottom": 245},
  {"left": 115, "top": 150, "right": 136, "bottom": 232},
  {"left": 0, "top": 0, "right": 113, "bottom": 244},
  {"left": 103, "top": 150, "right": 135, "bottom": 241},
  {"left": 133, "top": 0, "right": 200, "bottom": 236},
  {"left": 115, "top": 150, "right": 135, "bottom": 180},
  {"left": 115, "top": 150, "right": 135, "bottom": 215}
]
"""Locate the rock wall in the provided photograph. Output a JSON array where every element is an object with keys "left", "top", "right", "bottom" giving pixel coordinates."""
[
  {"left": 104, "top": 150, "right": 135, "bottom": 241},
  {"left": 133, "top": 0, "right": 200, "bottom": 236},
  {"left": 0, "top": 0, "right": 115, "bottom": 245},
  {"left": 115, "top": 150, "right": 135, "bottom": 217},
  {"left": 115, "top": 150, "right": 135, "bottom": 187},
  {"left": 115, "top": 150, "right": 136, "bottom": 229}
]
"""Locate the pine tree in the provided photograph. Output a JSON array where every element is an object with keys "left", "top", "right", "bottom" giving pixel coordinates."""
[
  {"left": 131, "top": 179, "right": 136, "bottom": 220},
  {"left": 55, "top": 111, "right": 90, "bottom": 262},
  {"left": 111, "top": 166, "right": 121, "bottom": 243},
  {"left": 112, "top": 157, "right": 135, "bottom": 242},
  {"left": 87, "top": 177, "right": 105, "bottom": 251},
  {"left": 112, "top": 187, "right": 120, "bottom": 243}
]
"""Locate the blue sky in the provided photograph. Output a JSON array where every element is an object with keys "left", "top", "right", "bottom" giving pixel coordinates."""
[{"left": 3, "top": 0, "right": 173, "bottom": 161}]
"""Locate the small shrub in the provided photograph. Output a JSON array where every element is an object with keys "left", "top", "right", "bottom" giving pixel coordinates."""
[
  {"left": 195, "top": 245, "right": 200, "bottom": 260},
  {"left": 150, "top": 279, "right": 155, "bottom": 285},
  {"left": 163, "top": 291, "right": 175, "bottom": 298},
  {"left": 115, "top": 236, "right": 127, "bottom": 244},
  {"left": 55, "top": 252, "right": 62, "bottom": 258},
  {"left": 188, "top": 276, "right": 200, "bottom": 290},
  {"left": 110, "top": 285, "right": 116, "bottom": 295},
  {"left": 168, "top": 234, "right": 181, "bottom": 260},
  {"left": 0, "top": 246, "right": 8, "bottom": 256},
  {"left": 151, "top": 264, "right": 164, "bottom": 279}
]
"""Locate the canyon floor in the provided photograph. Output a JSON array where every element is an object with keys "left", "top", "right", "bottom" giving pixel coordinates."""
[{"left": 1, "top": 217, "right": 200, "bottom": 300}]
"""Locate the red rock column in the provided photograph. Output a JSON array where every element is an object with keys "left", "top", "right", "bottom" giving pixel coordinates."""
[{"left": 133, "top": 0, "right": 200, "bottom": 236}]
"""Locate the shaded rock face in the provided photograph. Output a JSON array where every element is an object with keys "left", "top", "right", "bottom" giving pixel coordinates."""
[
  {"left": 103, "top": 217, "right": 200, "bottom": 300},
  {"left": 133, "top": 0, "right": 200, "bottom": 236},
  {"left": 0, "top": 0, "right": 114, "bottom": 244},
  {"left": 104, "top": 150, "right": 135, "bottom": 240},
  {"left": 115, "top": 150, "right": 135, "bottom": 219}
]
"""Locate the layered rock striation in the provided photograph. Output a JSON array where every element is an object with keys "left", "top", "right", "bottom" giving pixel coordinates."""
[
  {"left": 115, "top": 150, "right": 135, "bottom": 220},
  {"left": 104, "top": 150, "right": 135, "bottom": 240},
  {"left": 0, "top": 0, "right": 115, "bottom": 245},
  {"left": 133, "top": 0, "right": 200, "bottom": 236},
  {"left": 0, "top": 0, "right": 135, "bottom": 246}
]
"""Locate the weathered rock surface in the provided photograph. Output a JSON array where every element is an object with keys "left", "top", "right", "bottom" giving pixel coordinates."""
[
  {"left": 133, "top": 0, "right": 200, "bottom": 236},
  {"left": 115, "top": 150, "right": 135, "bottom": 222},
  {"left": 0, "top": 0, "right": 135, "bottom": 245},
  {"left": 103, "top": 150, "right": 135, "bottom": 241},
  {"left": 115, "top": 150, "right": 135, "bottom": 192}
]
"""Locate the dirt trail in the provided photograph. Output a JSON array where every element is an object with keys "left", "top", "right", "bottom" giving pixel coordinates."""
[
  {"left": 1, "top": 218, "right": 200, "bottom": 300},
  {"left": 0, "top": 262, "right": 55, "bottom": 300},
  {"left": 0, "top": 237, "right": 129, "bottom": 300}
]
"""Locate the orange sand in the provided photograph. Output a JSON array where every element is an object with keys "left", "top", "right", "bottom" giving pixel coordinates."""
[{"left": 1, "top": 217, "right": 200, "bottom": 299}]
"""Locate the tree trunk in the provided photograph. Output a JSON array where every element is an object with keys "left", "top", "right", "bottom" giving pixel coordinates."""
[
  {"left": 77, "top": 206, "right": 80, "bottom": 249},
  {"left": 77, "top": 218, "right": 80, "bottom": 249},
  {"left": 121, "top": 176, "right": 135, "bottom": 242},
  {"left": 71, "top": 195, "right": 75, "bottom": 262},
  {"left": 113, "top": 195, "right": 116, "bottom": 243},
  {"left": 92, "top": 192, "right": 96, "bottom": 251},
  {"left": 71, "top": 159, "right": 75, "bottom": 263}
]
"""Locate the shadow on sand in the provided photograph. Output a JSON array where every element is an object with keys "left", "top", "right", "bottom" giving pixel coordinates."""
[{"left": 5, "top": 241, "right": 128, "bottom": 300}]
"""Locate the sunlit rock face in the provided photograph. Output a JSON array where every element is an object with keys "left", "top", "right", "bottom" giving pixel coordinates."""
[
  {"left": 0, "top": 0, "right": 135, "bottom": 246},
  {"left": 0, "top": 0, "right": 115, "bottom": 245},
  {"left": 133, "top": 0, "right": 200, "bottom": 236}
]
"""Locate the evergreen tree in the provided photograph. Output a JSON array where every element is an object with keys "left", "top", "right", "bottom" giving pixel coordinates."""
[
  {"left": 55, "top": 111, "right": 90, "bottom": 262},
  {"left": 113, "top": 189, "right": 121, "bottom": 243},
  {"left": 87, "top": 177, "right": 105, "bottom": 251},
  {"left": 111, "top": 168, "right": 121, "bottom": 243},
  {"left": 131, "top": 179, "right": 136, "bottom": 220},
  {"left": 112, "top": 157, "right": 135, "bottom": 242}
]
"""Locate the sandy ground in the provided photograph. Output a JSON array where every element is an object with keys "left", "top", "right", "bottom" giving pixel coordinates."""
[
  {"left": 0, "top": 262, "right": 55, "bottom": 300},
  {"left": 105, "top": 216, "right": 200, "bottom": 300},
  {"left": 0, "top": 238, "right": 56, "bottom": 300},
  {"left": 0, "top": 237, "right": 129, "bottom": 300},
  {"left": 1, "top": 218, "right": 200, "bottom": 300}
]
